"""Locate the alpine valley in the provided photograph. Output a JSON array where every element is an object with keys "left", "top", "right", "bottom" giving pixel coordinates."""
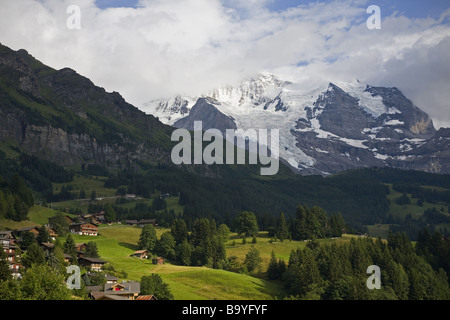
[
  {"left": 1, "top": 43, "right": 450, "bottom": 302},
  {"left": 1, "top": 42, "right": 450, "bottom": 233}
]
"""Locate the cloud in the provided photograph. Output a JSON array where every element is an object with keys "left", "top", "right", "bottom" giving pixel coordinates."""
[{"left": 0, "top": 0, "right": 449, "bottom": 127}]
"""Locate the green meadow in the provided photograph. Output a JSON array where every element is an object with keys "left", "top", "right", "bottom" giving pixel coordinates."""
[
  {"left": 1, "top": 203, "right": 368, "bottom": 300},
  {"left": 64, "top": 224, "right": 288, "bottom": 300}
]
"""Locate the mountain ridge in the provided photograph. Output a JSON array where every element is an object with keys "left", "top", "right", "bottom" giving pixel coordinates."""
[
  {"left": 0, "top": 43, "right": 174, "bottom": 169},
  {"left": 143, "top": 74, "right": 450, "bottom": 175}
]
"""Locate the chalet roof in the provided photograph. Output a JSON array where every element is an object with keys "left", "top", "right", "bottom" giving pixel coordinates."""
[
  {"left": 138, "top": 219, "right": 156, "bottom": 224},
  {"left": 132, "top": 250, "right": 149, "bottom": 254},
  {"left": 86, "top": 285, "right": 103, "bottom": 293},
  {"left": 105, "top": 274, "right": 118, "bottom": 282},
  {"left": 90, "top": 291, "right": 107, "bottom": 300},
  {"left": 70, "top": 222, "right": 99, "bottom": 227},
  {"left": 125, "top": 220, "right": 139, "bottom": 224},
  {"left": 104, "top": 281, "right": 140, "bottom": 294},
  {"left": 41, "top": 242, "right": 54, "bottom": 249},
  {"left": 17, "top": 226, "right": 39, "bottom": 232},
  {"left": 0, "top": 230, "right": 14, "bottom": 238},
  {"left": 79, "top": 257, "right": 107, "bottom": 264}
]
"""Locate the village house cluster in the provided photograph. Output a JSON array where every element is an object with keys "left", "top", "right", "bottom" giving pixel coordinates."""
[
  {"left": 1, "top": 213, "right": 162, "bottom": 300},
  {"left": 0, "top": 224, "right": 107, "bottom": 280}
]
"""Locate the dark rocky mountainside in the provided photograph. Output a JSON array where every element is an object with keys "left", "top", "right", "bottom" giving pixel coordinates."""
[
  {"left": 0, "top": 43, "right": 174, "bottom": 169},
  {"left": 174, "top": 97, "right": 237, "bottom": 133}
]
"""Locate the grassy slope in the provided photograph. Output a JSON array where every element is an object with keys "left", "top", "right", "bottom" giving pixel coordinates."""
[
  {"left": 50, "top": 175, "right": 183, "bottom": 215},
  {"left": 0, "top": 205, "right": 61, "bottom": 230},
  {"left": 364, "top": 184, "right": 450, "bottom": 238},
  {"left": 4, "top": 205, "right": 357, "bottom": 300},
  {"left": 66, "top": 225, "right": 289, "bottom": 300}
]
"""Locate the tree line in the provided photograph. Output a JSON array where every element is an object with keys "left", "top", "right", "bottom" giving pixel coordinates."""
[
  {"left": 0, "top": 174, "right": 34, "bottom": 222},
  {"left": 265, "top": 231, "right": 450, "bottom": 300},
  {"left": 137, "top": 218, "right": 229, "bottom": 269}
]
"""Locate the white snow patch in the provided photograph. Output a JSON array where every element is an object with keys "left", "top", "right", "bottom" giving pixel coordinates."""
[
  {"left": 339, "top": 137, "right": 369, "bottom": 149},
  {"left": 334, "top": 80, "right": 387, "bottom": 118},
  {"left": 374, "top": 153, "right": 389, "bottom": 160},
  {"left": 383, "top": 119, "right": 404, "bottom": 126}
]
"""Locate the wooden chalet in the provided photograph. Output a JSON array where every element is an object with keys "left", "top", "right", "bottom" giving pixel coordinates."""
[
  {"left": 124, "top": 220, "right": 139, "bottom": 226},
  {"left": 40, "top": 242, "right": 54, "bottom": 252},
  {"left": 152, "top": 257, "right": 165, "bottom": 265},
  {"left": 101, "top": 281, "right": 141, "bottom": 300},
  {"left": 1, "top": 232, "right": 22, "bottom": 279},
  {"left": 131, "top": 250, "right": 149, "bottom": 259},
  {"left": 78, "top": 257, "right": 107, "bottom": 271},
  {"left": 64, "top": 253, "right": 72, "bottom": 264},
  {"left": 138, "top": 219, "right": 157, "bottom": 227},
  {"left": 0, "top": 230, "right": 17, "bottom": 248},
  {"left": 70, "top": 222, "right": 98, "bottom": 236},
  {"left": 65, "top": 215, "right": 76, "bottom": 224},
  {"left": 46, "top": 227, "right": 58, "bottom": 240},
  {"left": 17, "top": 226, "right": 40, "bottom": 236},
  {"left": 105, "top": 274, "right": 118, "bottom": 284}
]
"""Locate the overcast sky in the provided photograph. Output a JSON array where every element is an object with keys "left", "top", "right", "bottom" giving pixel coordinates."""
[{"left": 0, "top": 0, "right": 449, "bottom": 128}]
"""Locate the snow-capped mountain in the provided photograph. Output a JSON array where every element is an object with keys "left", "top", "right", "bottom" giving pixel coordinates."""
[{"left": 142, "top": 74, "right": 450, "bottom": 175}]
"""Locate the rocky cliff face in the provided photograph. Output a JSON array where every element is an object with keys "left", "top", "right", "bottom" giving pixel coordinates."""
[
  {"left": 174, "top": 97, "right": 237, "bottom": 133},
  {"left": 0, "top": 43, "right": 173, "bottom": 169}
]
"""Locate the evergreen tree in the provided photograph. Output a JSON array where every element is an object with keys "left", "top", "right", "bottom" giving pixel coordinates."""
[
  {"left": 104, "top": 202, "right": 116, "bottom": 223},
  {"left": 297, "top": 247, "right": 322, "bottom": 297},
  {"left": 277, "top": 259, "right": 286, "bottom": 277},
  {"left": 49, "top": 212, "right": 70, "bottom": 237},
  {"left": 0, "top": 190, "right": 6, "bottom": 218},
  {"left": 90, "top": 190, "right": 97, "bottom": 201},
  {"left": 51, "top": 238, "right": 67, "bottom": 274},
  {"left": 276, "top": 212, "right": 290, "bottom": 241},
  {"left": 387, "top": 262, "right": 410, "bottom": 300},
  {"left": 4, "top": 193, "right": 15, "bottom": 221},
  {"left": 140, "top": 274, "right": 174, "bottom": 300},
  {"left": 217, "top": 224, "right": 230, "bottom": 243},
  {"left": 9, "top": 174, "right": 33, "bottom": 207},
  {"left": 20, "top": 231, "right": 36, "bottom": 250},
  {"left": 63, "top": 233, "right": 78, "bottom": 265},
  {"left": 176, "top": 240, "right": 192, "bottom": 266},
  {"left": 291, "top": 205, "right": 308, "bottom": 240},
  {"left": 155, "top": 231, "right": 176, "bottom": 260},
  {"left": 19, "top": 264, "right": 72, "bottom": 300},
  {"left": 79, "top": 188, "right": 86, "bottom": 199},
  {"left": 138, "top": 224, "right": 157, "bottom": 252},
  {"left": 203, "top": 237, "right": 214, "bottom": 267},
  {"left": 22, "top": 242, "right": 46, "bottom": 269},
  {"left": 171, "top": 219, "right": 188, "bottom": 245},
  {"left": 36, "top": 226, "right": 50, "bottom": 244},
  {"left": 234, "top": 211, "right": 259, "bottom": 237},
  {"left": 267, "top": 250, "right": 280, "bottom": 280},
  {"left": 329, "top": 213, "right": 345, "bottom": 237},
  {"left": 85, "top": 241, "right": 100, "bottom": 258},
  {"left": 13, "top": 196, "right": 29, "bottom": 222},
  {"left": 213, "top": 235, "right": 227, "bottom": 269},
  {"left": 244, "top": 246, "right": 261, "bottom": 273},
  {"left": 191, "top": 218, "right": 212, "bottom": 247}
]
